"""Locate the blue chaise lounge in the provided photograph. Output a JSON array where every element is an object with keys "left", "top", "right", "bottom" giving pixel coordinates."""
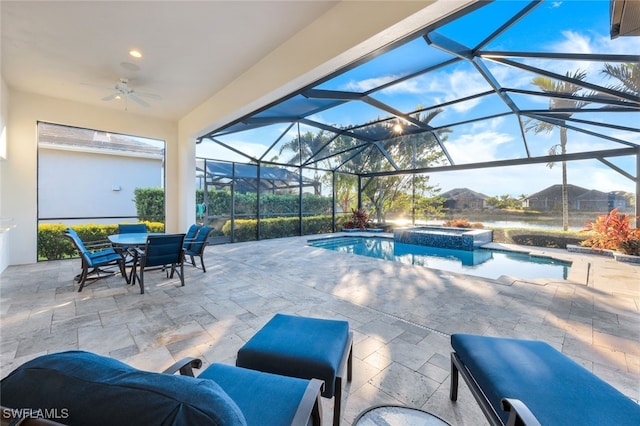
[
  {"left": 450, "top": 333, "right": 640, "bottom": 426},
  {"left": 1, "top": 351, "right": 322, "bottom": 426}
]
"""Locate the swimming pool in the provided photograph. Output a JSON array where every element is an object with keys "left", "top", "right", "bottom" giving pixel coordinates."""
[{"left": 308, "top": 236, "right": 571, "bottom": 280}]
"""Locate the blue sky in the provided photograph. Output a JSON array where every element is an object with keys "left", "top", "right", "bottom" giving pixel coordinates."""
[{"left": 198, "top": 0, "right": 639, "bottom": 198}]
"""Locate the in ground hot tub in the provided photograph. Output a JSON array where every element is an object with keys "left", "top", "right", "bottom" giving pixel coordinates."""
[{"left": 393, "top": 226, "right": 493, "bottom": 250}]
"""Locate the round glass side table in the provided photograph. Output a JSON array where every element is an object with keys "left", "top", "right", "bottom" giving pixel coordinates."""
[{"left": 354, "top": 405, "right": 451, "bottom": 426}]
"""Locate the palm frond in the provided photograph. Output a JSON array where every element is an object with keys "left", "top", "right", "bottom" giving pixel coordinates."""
[{"left": 601, "top": 62, "right": 640, "bottom": 97}]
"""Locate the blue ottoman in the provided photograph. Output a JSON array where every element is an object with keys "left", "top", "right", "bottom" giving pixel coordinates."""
[{"left": 237, "top": 313, "right": 353, "bottom": 426}]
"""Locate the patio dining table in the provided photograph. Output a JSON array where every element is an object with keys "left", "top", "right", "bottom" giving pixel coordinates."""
[
  {"left": 108, "top": 232, "right": 163, "bottom": 247},
  {"left": 108, "top": 233, "right": 164, "bottom": 283}
]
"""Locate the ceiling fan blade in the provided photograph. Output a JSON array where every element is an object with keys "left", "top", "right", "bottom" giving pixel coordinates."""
[
  {"left": 135, "top": 91, "right": 162, "bottom": 100},
  {"left": 128, "top": 93, "right": 150, "bottom": 107},
  {"left": 101, "top": 93, "right": 119, "bottom": 102}
]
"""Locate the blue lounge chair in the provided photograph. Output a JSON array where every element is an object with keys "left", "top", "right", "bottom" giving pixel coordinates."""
[
  {"left": 0, "top": 351, "right": 323, "bottom": 426},
  {"left": 450, "top": 333, "right": 640, "bottom": 426},
  {"left": 64, "top": 228, "right": 127, "bottom": 292}
]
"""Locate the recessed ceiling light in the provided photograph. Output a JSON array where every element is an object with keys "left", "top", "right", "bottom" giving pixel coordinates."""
[{"left": 129, "top": 49, "right": 142, "bottom": 59}]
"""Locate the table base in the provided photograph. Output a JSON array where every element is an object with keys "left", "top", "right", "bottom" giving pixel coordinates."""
[{"left": 353, "top": 405, "right": 451, "bottom": 426}]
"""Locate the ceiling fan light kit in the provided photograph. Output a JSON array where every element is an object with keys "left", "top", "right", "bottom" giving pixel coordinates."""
[{"left": 101, "top": 78, "right": 161, "bottom": 108}]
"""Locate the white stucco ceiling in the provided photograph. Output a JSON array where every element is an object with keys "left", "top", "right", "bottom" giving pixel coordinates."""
[{"left": 1, "top": 1, "right": 339, "bottom": 120}]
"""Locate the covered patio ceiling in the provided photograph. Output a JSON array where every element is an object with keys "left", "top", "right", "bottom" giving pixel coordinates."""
[{"left": 199, "top": 0, "right": 639, "bottom": 192}]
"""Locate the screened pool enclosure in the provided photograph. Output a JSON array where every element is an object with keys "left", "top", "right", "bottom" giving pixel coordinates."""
[{"left": 195, "top": 0, "right": 639, "bottom": 242}]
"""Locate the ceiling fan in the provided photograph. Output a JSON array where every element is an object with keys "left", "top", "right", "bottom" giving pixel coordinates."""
[{"left": 101, "top": 78, "right": 161, "bottom": 107}]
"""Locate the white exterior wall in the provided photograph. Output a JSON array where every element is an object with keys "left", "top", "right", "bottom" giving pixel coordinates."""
[
  {"left": 0, "top": 76, "right": 10, "bottom": 273},
  {"left": 38, "top": 147, "right": 162, "bottom": 223},
  {"left": 2, "top": 90, "right": 179, "bottom": 265}
]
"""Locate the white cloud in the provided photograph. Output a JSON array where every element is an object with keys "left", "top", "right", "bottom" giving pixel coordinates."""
[
  {"left": 196, "top": 139, "right": 264, "bottom": 162},
  {"left": 553, "top": 31, "right": 593, "bottom": 54},
  {"left": 344, "top": 75, "right": 397, "bottom": 92},
  {"left": 348, "top": 67, "right": 489, "bottom": 115},
  {"left": 446, "top": 129, "right": 514, "bottom": 164},
  {"left": 593, "top": 32, "right": 640, "bottom": 55}
]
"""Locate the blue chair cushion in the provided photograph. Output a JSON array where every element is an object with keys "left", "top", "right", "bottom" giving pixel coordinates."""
[
  {"left": 451, "top": 333, "right": 640, "bottom": 426},
  {"left": 183, "top": 224, "right": 202, "bottom": 250},
  {"left": 142, "top": 234, "right": 185, "bottom": 267},
  {"left": 86, "top": 249, "right": 122, "bottom": 267},
  {"left": 118, "top": 223, "right": 147, "bottom": 234},
  {"left": 236, "top": 313, "right": 349, "bottom": 398},
  {"left": 0, "top": 351, "right": 247, "bottom": 426},
  {"left": 185, "top": 226, "right": 212, "bottom": 256},
  {"left": 199, "top": 363, "right": 312, "bottom": 426}
]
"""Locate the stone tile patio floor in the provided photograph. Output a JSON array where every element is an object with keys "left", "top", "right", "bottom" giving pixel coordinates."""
[{"left": 1, "top": 233, "right": 639, "bottom": 425}]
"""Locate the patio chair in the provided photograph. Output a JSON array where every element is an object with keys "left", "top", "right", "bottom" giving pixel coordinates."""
[
  {"left": 132, "top": 234, "right": 185, "bottom": 294},
  {"left": 0, "top": 350, "right": 323, "bottom": 426},
  {"left": 117, "top": 223, "right": 148, "bottom": 234},
  {"left": 63, "top": 228, "right": 128, "bottom": 292},
  {"left": 184, "top": 225, "right": 213, "bottom": 272},
  {"left": 182, "top": 223, "right": 202, "bottom": 251},
  {"left": 116, "top": 223, "right": 149, "bottom": 268}
]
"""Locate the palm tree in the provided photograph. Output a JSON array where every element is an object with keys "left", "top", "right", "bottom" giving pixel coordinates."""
[
  {"left": 526, "top": 70, "right": 590, "bottom": 231},
  {"left": 601, "top": 63, "right": 639, "bottom": 227},
  {"left": 601, "top": 62, "right": 639, "bottom": 97},
  {"left": 278, "top": 129, "right": 332, "bottom": 166}
]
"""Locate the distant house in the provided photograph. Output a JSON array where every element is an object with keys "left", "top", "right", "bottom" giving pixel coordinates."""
[
  {"left": 38, "top": 122, "right": 164, "bottom": 225},
  {"left": 441, "top": 188, "right": 488, "bottom": 210},
  {"left": 523, "top": 184, "right": 631, "bottom": 212}
]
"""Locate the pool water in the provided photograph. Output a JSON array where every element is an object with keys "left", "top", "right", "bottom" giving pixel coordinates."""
[{"left": 309, "top": 236, "right": 570, "bottom": 280}]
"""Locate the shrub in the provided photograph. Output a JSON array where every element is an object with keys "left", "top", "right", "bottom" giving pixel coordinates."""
[
  {"left": 134, "top": 188, "right": 165, "bottom": 222},
  {"left": 38, "top": 224, "right": 75, "bottom": 260},
  {"left": 443, "top": 219, "right": 484, "bottom": 228},
  {"left": 223, "top": 219, "right": 258, "bottom": 242},
  {"left": 221, "top": 215, "right": 334, "bottom": 242},
  {"left": 581, "top": 208, "right": 640, "bottom": 255},
  {"left": 343, "top": 208, "right": 371, "bottom": 230},
  {"left": 302, "top": 215, "right": 334, "bottom": 234},
  {"left": 491, "top": 228, "right": 586, "bottom": 249},
  {"left": 620, "top": 239, "right": 640, "bottom": 256},
  {"left": 37, "top": 221, "right": 166, "bottom": 261}
]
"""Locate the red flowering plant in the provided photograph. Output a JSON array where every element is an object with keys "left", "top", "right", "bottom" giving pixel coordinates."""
[
  {"left": 581, "top": 208, "right": 640, "bottom": 255},
  {"left": 343, "top": 208, "right": 371, "bottom": 230}
]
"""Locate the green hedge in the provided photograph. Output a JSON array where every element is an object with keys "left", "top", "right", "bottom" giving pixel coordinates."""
[
  {"left": 196, "top": 189, "right": 332, "bottom": 217},
  {"left": 38, "top": 221, "right": 165, "bottom": 261},
  {"left": 221, "top": 215, "right": 334, "bottom": 242},
  {"left": 491, "top": 228, "right": 587, "bottom": 249},
  {"left": 134, "top": 188, "right": 165, "bottom": 222}
]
